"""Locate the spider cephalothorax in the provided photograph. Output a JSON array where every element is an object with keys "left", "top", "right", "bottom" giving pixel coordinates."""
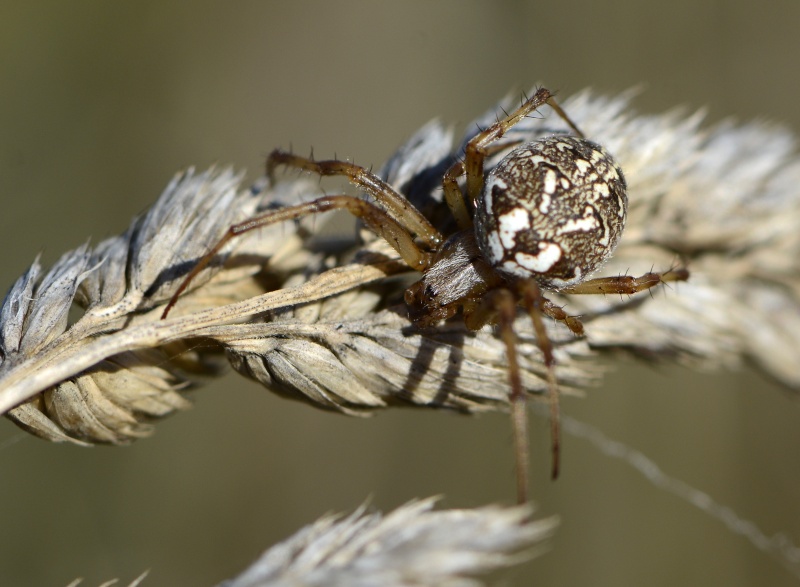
[{"left": 162, "top": 87, "right": 687, "bottom": 503}]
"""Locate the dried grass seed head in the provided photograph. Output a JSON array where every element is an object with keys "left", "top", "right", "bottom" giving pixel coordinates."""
[{"left": 0, "top": 88, "right": 799, "bottom": 466}]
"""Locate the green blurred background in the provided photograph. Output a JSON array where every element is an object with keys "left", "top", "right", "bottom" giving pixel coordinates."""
[{"left": 2, "top": 2, "right": 800, "bottom": 586}]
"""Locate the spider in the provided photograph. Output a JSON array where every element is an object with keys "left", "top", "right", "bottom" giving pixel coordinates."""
[{"left": 162, "top": 87, "right": 688, "bottom": 504}]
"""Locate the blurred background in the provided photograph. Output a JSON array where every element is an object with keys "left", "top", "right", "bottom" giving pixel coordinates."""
[{"left": 2, "top": 2, "right": 800, "bottom": 585}]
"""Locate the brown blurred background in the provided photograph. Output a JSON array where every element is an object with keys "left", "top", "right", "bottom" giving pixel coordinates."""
[{"left": 2, "top": 2, "right": 800, "bottom": 586}]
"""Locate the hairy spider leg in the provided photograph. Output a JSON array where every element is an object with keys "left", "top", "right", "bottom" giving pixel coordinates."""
[
  {"left": 161, "top": 195, "right": 432, "bottom": 319},
  {"left": 517, "top": 279, "right": 561, "bottom": 482},
  {"left": 442, "top": 141, "right": 525, "bottom": 232},
  {"left": 462, "top": 288, "right": 532, "bottom": 504},
  {"left": 463, "top": 285, "right": 567, "bottom": 498},
  {"left": 530, "top": 267, "right": 690, "bottom": 479},
  {"left": 456, "top": 88, "right": 586, "bottom": 220},
  {"left": 460, "top": 265, "right": 690, "bottom": 501},
  {"left": 560, "top": 267, "right": 690, "bottom": 295},
  {"left": 266, "top": 151, "right": 443, "bottom": 249},
  {"left": 459, "top": 277, "right": 587, "bottom": 502},
  {"left": 442, "top": 89, "right": 583, "bottom": 233}
]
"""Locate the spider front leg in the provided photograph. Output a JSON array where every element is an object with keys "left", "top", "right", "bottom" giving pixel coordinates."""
[
  {"left": 267, "top": 150, "right": 443, "bottom": 249},
  {"left": 161, "top": 195, "right": 432, "bottom": 319}
]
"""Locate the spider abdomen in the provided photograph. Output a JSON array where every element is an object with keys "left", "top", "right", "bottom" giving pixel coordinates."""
[{"left": 474, "top": 135, "right": 627, "bottom": 290}]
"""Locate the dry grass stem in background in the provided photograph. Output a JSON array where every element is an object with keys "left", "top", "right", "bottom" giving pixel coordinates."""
[{"left": 2, "top": 90, "right": 800, "bottom": 581}]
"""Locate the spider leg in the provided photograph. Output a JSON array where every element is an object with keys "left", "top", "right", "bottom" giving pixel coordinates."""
[
  {"left": 540, "top": 298, "right": 585, "bottom": 336},
  {"left": 461, "top": 88, "right": 585, "bottom": 207},
  {"left": 461, "top": 277, "right": 577, "bottom": 502},
  {"left": 517, "top": 279, "right": 561, "bottom": 482},
  {"left": 441, "top": 156, "right": 473, "bottom": 232},
  {"left": 161, "top": 195, "right": 432, "bottom": 319},
  {"left": 560, "top": 267, "right": 689, "bottom": 295},
  {"left": 267, "top": 150, "right": 443, "bottom": 249},
  {"left": 442, "top": 141, "right": 526, "bottom": 232},
  {"left": 470, "top": 288, "right": 530, "bottom": 503},
  {"left": 464, "top": 288, "right": 532, "bottom": 505},
  {"left": 440, "top": 88, "right": 583, "bottom": 233}
]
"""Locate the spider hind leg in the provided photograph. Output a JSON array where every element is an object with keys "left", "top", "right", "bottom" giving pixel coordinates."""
[
  {"left": 560, "top": 267, "right": 689, "bottom": 296},
  {"left": 461, "top": 281, "right": 567, "bottom": 504},
  {"left": 517, "top": 279, "right": 564, "bottom": 483}
]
